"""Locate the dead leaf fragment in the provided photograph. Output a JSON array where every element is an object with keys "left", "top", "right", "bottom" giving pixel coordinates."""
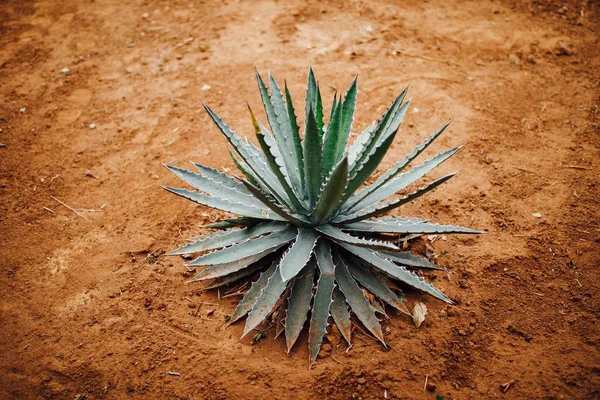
[{"left": 412, "top": 302, "right": 427, "bottom": 328}]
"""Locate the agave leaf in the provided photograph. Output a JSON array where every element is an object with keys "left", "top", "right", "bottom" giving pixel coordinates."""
[
  {"left": 336, "top": 172, "right": 456, "bottom": 224},
  {"left": 242, "top": 259, "right": 289, "bottom": 337},
  {"left": 349, "top": 87, "right": 408, "bottom": 173},
  {"left": 203, "top": 217, "right": 262, "bottom": 229},
  {"left": 162, "top": 186, "right": 285, "bottom": 221},
  {"left": 203, "top": 258, "right": 270, "bottom": 290},
  {"left": 229, "top": 151, "right": 261, "bottom": 187},
  {"left": 345, "top": 146, "right": 460, "bottom": 213},
  {"left": 252, "top": 110, "right": 307, "bottom": 213},
  {"left": 340, "top": 76, "right": 358, "bottom": 143},
  {"left": 174, "top": 163, "right": 254, "bottom": 200},
  {"left": 279, "top": 227, "right": 320, "bottom": 281},
  {"left": 241, "top": 180, "right": 309, "bottom": 226},
  {"left": 328, "top": 93, "right": 338, "bottom": 129},
  {"left": 345, "top": 257, "right": 410, "bottom": 314},
  {"left": 339, "top": 218, "right": 481, "bottom": 235},
  {"left": 347, "top": 122, "right": 375, "bottom": 167},
  {"left": 338, "top": 243, "right": 453, "bottom": 304},
  {"left": 285, "top": 260, "right": 316, "bottom": 353},
  {"left": 322, "top": 92, "right": 344, "bottom": 176},
  {"left": 168, "top": 221, "right": 288, "bottom": 255},
  {"left": 204, "top": 103, "right": 292, "bottom": 207},
  {"left": 315, "top": 224, "right": 398, "bottom": 250},
  {"left": 285, "top": 83, "right": 301, "bottom": 142},
  {"left": 330, "top": 286, "right": 352, "bottom": 345},
  {"left": 188, "top": 248, "right": 274, "bottom": 282},
  {"left": 256, "top": 71, "right": 304, "bottom": 197},
  {"left": 309, "top": 241, "right": 336, "bottom": 365},
  {"left": 344, "top": 100, "right": 410, "bottom": 198},
  {"left": 188, "top": 227, "right": 296, "bottom": 266},
  {"left": 305, "top": 67, "right": 324, "bottom": 136},
  {"left": 303, "top": 107, "right": 323, "bottom": 207},
  {"left": 269, "top": 74, "right": 304, "bottom": 188},
  {"left": 377, "top": 250, "right": 442, "bottom": 270},
  {"left": 334, "top": 253, "right": 386, "bottom": 345},
  {"left": 229, "top": 261, "right": 278, "bottom": 325},
  {"left": 343, "top": 121, "right": 452, "bottom": 211},
  {"left": 275, "top": 284, "right": 291, "bottom": 339},
  {"left": 311, "top": 158, "right": 349, "bottom": 224}
]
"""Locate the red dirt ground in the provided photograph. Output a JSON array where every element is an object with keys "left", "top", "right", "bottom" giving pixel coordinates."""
[{"left": 1, "top": 0, "right": 599, "bottom": 399}]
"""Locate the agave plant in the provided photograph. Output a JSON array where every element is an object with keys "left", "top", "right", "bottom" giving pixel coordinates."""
[{"left": 163, "top": 68, "right": 480, "bottom": 365}]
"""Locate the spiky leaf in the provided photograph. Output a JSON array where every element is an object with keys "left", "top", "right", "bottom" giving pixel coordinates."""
[
  {"left": 330, "top": 286, "right": 352, "bottom": 344},
  {"left": 334, "top": 253, "right": 385, "bottom": 345},
  {"left": 311, "top": 158, "right": 348, "bottom": 223},
  {"left": 315, "top": 224, "right": 398, "bottom": 251},
  {"left": 188, "top": 227, "right": 296, "bottom": 266},
  {"left": 279, "top": 227, "right": 320, "bottom": 281},
  {"left": 339, "top": 243, "right": 453, "bottom": 304},
  {"left": 309, "top": 241, "right": 336, "bottom": 365},
  {"left": 169, "top": 221, "right": 288, "bottom": 255},
  {"left": 285, "top": 260, "right": 316, "bottom": 353},
  {"left": 229, "top": 261, "right": 278, "bottom": 325}
]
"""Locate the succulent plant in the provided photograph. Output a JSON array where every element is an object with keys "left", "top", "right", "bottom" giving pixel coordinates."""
[{"left": 164, "top": 68, "right": 480, "bottom": 365}]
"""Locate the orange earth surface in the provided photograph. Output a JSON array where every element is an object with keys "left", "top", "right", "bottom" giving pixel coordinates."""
[{"left": 1, "top": 0, "right": 599, "bottom": 399}]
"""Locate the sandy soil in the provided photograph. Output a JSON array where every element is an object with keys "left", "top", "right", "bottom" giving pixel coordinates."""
[{"left": 1, "top": 0, "right": 599, "bottom": 399}]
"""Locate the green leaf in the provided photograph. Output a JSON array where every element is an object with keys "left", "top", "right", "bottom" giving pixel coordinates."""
[
  {"left": 309, "top": 241, "right": 336, "bottom": 365},
  {"left": 339, "top": 76, "right": 358, "bottom": 146},
  {"left": 204, "top": 258, "right": 270, "bottom": 290},
  {"left": 305, "top": 67, "right": 324, "bottom": 137},
  {"left": 162, "top": 186, "right": 285, "bottom": 221},
  {"left": 334, "top": 252, "right": 385, "bottom": 345},
  {"left": 250, "top": 105, "right": 307, "bottom": 213},
  {"left": 204, "top": 103, "right": 292, "bottom": 207},
  {"left": 311, "top": 158, "right": 349, "bottom": 223},
  {"left": 241, "top": 180, "right": 309, "bottom": 226},
  {"left": 335, "top": 172, "right": 456, "bottom": 223},
  {"left": 229, "top": 261, "right": 278, "bottom": 325},
  {"left": 242, "top": 260, "right": 289, "bottom": 337},
  {"left": 188, "top": 249, "right": 274, "bottom": 282},
  {"left": 343, "top": 120, "right": 452, "bottom": 210},
  {"left": 165, "top": 163, "right": 267, "bottom": 209},
  {"left": 345, "top": 257, "right": 410, "bottom": 314},
  {"left": 279, "top": 227, "right": 320, "bottom": 281},
  {"left": 285, "top": 261, "right": 316, "bottom": 353},
  {"left": 322, "top": 94, "right": 344, "bottom": 176},
  {"left": 344, "top": 146, "right": 461, "bottom": 213},
  {"left": 377, "top": 250, "right": 443, "bottom": 270},
  {"left": 344, "top": 100, "right": 410, "bottom": 198},
  {"left": 340, "top": 219, "right": 482, "bottom": 235},
  {"left": 203, "top": 217, "right": 262, "bottom": 229},
  {"left": 347, "top": 122, "right": 375, "bottom": 167},
  {"left": 349, "top": 87, "right": 408, "bottom": 173},
  {"left": 303, "top": 107, "right": 323, "bottom": 207},
  {"left": 330, "top": 287, "right": 352, "bottom": 345},
  {"left": 338, "top": 243, "right": 453, "bottom": 304},
  {"left": 256, "top": 71, "right": 304, "bottom": 197},
  {"left": 315, "top": 224, "right": 398, "bottom": 250},
  {"left": 285, "top": 83, "right": 301, "bottom": 141},
  {"left": 229, "top": 151, "right": 260, "bottom": 187},
  {"left": 168, "top": 221, "right": 288, "bottom": 255},
  {"left": 188, "top": 227, "right": 296, "bottom": 266}
]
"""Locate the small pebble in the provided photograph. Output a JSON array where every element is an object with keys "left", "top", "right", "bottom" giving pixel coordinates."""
[
  {"left": 60, "top": 66, "right": 70, "bottom": 74},
  {"left": 532, "top": 212, "right": 542, "bottom": 218},
  {"left": 201, "top": 84, "right": 211, "bottom": 91},
  {"left": 89, "top": 123, "right": 96, "bottom": 129}
]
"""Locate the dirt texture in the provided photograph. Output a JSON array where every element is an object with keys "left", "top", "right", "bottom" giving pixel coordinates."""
[{"left": 1, "top": 0, "right": 599, "bottom": 399}]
